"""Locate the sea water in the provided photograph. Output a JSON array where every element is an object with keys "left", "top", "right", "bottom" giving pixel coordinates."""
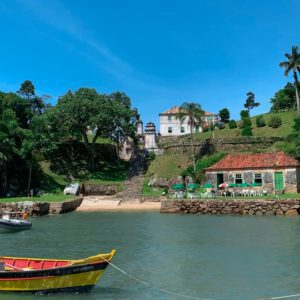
[{"left": 1, "top": 212, "right": 300, "bottom": 300}]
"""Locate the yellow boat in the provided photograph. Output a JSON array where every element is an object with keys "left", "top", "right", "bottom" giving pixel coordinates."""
[{"left": 0, "top": 249, "right": 116, "bottom": 294}]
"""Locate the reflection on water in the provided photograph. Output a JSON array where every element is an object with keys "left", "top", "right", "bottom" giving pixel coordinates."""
[{"left": 1, "top": 212, "right": 300, "bottom": 300}]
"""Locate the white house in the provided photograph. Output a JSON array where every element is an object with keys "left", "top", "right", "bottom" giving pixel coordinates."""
[{"left": 159, "top": 106, "right": 218, "bottom": 136}]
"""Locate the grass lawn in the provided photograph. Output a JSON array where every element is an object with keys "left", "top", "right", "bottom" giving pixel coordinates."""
[
  {"left": 0, "top": 194, "right": 74, "bottom": 203},
  {"left": 145, "top": 154, "right": 190, "bottom": 180},
  {"left": 162, "top": 110, "right": 297, "bottom": 142},
  {"left": 40, "top": 160, "right": 128, "bottom": 192},
  {"left": 142, "top": 181, "right": 165, "bottom": 197}
]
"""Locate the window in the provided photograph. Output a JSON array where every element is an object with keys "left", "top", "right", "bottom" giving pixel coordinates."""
[
  {"left": 180, "top": 126, "right": 185, "bottom": 133},
  {"left": 235, "top": 174, "right": 243, "bottom": 184},
  {"left": 168, "top": 116, "right": 172, "bottom": 121},
  {"left": 254, "top": 173, "right": 262, "bottom": 184},
  {"left": 168, "top": 127, "right": 172, "bottom": 133}
]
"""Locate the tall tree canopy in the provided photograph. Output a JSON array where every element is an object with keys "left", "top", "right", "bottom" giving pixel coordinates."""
[
  {"left": 279, "top": 46, "right": 300, "bottom": 115},
  {"left": 244, "top": 92, "right": 260, "bottom": 113},
  {"left": 219, "top": 108, "right": 230, "bottom": 123},
  {"left": 178, "top": 102, "right": 204, "bottom": 172},
  {"left": 270, "top": 82, "right": 300, "bottom": 112}
]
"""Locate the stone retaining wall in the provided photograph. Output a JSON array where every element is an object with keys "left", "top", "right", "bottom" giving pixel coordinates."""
[
  {"left": 161, "top": 199, "right": 300, "bottom": 216},
  {"left": 0, "top": 198, "right": 82, "bottom": 217},
  {"left": 82, "top": 184, "right": 119, "bottom": 196},
  {"left": 160, "top": 137, "right": 282, "bottom": 155}
]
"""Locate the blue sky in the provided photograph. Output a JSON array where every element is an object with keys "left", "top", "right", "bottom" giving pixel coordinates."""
[{"left": 0, "top": 0, "right": 299, "bottom": 128}]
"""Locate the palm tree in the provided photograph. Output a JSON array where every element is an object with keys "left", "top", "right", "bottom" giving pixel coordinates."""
[
  {"left": 279, "top": 46, "right": 300, "bottom": 115},
  {"left": 177, "top": 102, "right": 204, "bottom": 172}
]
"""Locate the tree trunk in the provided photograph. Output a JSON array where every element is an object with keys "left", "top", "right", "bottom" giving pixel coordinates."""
[
  {"left": 294, "top": 71, "right": 300, "bottom": 115},
  {"left": 4, "top": 163, "right": 7, "bottom": 196},
  {"left": 83, "top": 132, "right": 95, "bottom": 172},
  {"left": 116, "top": 142, "right": 120, "bottom": 166},
  {"left": 27, "top": 162, "right": 32, "bottom": 196},
  {"left": 190, "top": 124, "right": 196, "bottom": 172}
]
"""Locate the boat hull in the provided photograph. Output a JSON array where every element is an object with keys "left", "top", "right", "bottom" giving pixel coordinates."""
[
  {"left": 0, "top": 250, "right": 115, "bottom": 293},
  {"left": 0, "top": 220, "right": 32, "bottom": 232}
]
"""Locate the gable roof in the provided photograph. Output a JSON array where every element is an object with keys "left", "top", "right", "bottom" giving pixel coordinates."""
[{"left": 205, "top": 152, "right": 300, "bottom": 171}]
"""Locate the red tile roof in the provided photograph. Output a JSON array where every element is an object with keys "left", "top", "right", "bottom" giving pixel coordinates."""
[{"left": 205, "top": 152, "right": 300, "bottom": 171}]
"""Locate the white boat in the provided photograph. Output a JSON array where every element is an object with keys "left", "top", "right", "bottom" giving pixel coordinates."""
[{"left": 0, "top": 212, "right": 32, "bottom": 232}]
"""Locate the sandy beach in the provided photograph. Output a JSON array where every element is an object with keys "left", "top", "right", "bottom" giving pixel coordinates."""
[{"left": 77, "top": 196, "right": 161, "bottom": 212}]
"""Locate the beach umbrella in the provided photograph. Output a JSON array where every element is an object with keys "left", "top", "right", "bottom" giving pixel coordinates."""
[
  {"left": 218, "top": 183, "right": 229, "bottom": 188},
  {"left": 172, "top": 183, "right": 184, "bottom": 190},
  {"left": 202, "top": 183, "right": 213, "bottom": 188},
  {"left": 187, "top": 183, "right": 200, "bottom": 190}
]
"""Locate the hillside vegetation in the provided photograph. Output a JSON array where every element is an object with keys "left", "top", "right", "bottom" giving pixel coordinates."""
[{"left": 197, "top": 110, "right": 296, "bottom": 140}]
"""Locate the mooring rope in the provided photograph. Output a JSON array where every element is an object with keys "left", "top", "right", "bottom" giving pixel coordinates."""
[
  {"left": 100, "top": 255, "right": 212, "bottom": 300},
  {"left": 101, "top": 255, "right": 300, "bottom": 300},
  {"left": 257, "top": 294, "right": 300, "bottom": 300}
]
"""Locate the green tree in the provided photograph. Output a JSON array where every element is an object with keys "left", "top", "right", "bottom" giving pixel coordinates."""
[
  {"left": 107, "top": 92, "right": 138, "bottom": 162},
  {"left": 244, "top": 92, "right": 260, "bottom": 113},
  {"left": 240, "top": 110, "right": 252, "bottom": 136},
  {"left": 55, "top": 88, "right": 106, "bottom": 172},
  {"left": 279, "top": 46, "right": 300, "bottom": 115},
  {"left": 219, "top": 108, "right": 230, "bottom": 123},
  {"left": 177, "top": 102, "right": 204, "bottom": 171},
  {"left": 228, "top": 120, "right": 237, "bottom": 129},
  {"left": 17, "top": 80, "right": 45, "bottom": 116},
  {"left": 270, "top": 82, "right": 299, "bottom": 112}
]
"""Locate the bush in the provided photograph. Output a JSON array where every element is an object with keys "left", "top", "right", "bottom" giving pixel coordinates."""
[
  {"left": 242, "top": 124, "right": 253, "bottom": 136},
  {"left": 268, "top": 116, "right": 282, "bottom": 128},
  {"left": 256, "top": 115, "right": 266, "bottom": 127},
  {"left": 228, "top": 120, "right": 237, "bottom": 129},
  {"left": 240, "top": 110, "right": 249, "bottom": 119},
  {"left": 181, "top": 165, "right": 194, "bottom": 178},
  {"left": 194, "top": 152, "right": 226, "bottom": 182},
  {"left": 218, "top": 122, "right": 225, "bottom": 130}
]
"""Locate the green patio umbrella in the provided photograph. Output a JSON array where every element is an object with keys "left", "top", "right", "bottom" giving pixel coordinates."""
[
  {"left": 172, "top": 183, "right": 184, "bottom": 190},
  {"left": 202, "top": 183, "right": 213, "bottom": 188},
  {"left": 229, "top": 183, "right": 238, "bottom": 187},
  {"left": 187, "top": 183, "right": 200, "bottom": 190},
  {"left": 238, "top": 183, "right": 249, "bottom": 187}
]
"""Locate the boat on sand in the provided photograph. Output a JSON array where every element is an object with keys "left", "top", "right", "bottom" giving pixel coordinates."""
[{"left": 0, "top": 250, "right": 116, "bottom": 294}]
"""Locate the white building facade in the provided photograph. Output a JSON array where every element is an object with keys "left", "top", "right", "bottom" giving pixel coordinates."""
[{"left": 159, "top": 106, "right": 218, "bottom": 136}]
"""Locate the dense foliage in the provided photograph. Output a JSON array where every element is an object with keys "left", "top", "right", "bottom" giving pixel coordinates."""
[
  {"left": 219, "top": 108, "right": 230, "bottom": 123},
  {"left": 228, "top": 120, "right": 237, "bottom": 129},
  {"left": 255, "top": 115, "right": 266, "bottom": 127},
  {"left": 270, "top": 82, "right": 300, "bottom": 112},
  {"left": 268, "top": 116, "right": 282, "bottom": 128},
  {"left": 181, "top": 152, "right": 226, "bottom": 183},
  {"left": 0, "top": 82, "right": 137, "bottom": 197}
]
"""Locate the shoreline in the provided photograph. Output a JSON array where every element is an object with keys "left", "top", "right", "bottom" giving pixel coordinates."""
[{"left": 77, "top": 198, "right": 161, "bottom": 212}]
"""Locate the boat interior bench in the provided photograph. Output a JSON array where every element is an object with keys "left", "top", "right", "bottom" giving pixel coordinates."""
[{"left": 1, "top": 258, "right": 71, "bottom": 271}]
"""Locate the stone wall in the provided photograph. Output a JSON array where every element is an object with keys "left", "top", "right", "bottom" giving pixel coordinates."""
[
  {"left": 0, "top": 198, "right": 82, "bottom": 217},
  {"left": 161, "top": 199, "right": 300, "bottom": 216},
  {"left": 82, "top": 184, "right": 119, "bottom": 196},
  {"left": 160, "top": 137, "right": 282, "bottom": 155}
]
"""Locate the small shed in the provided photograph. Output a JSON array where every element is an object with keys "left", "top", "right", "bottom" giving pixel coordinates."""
[{"left": 204, "top": 152, "right": 300, "bottom": 193}]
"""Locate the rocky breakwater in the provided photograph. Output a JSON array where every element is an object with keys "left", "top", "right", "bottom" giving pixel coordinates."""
[
  {"left": 0, "top": 198, "right": 82, "bottom": 216},
  {"left": 161, "top": 199, "right": 300, "bottom": 216}
]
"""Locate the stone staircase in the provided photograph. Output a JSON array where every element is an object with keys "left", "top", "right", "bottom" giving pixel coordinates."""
[{"left": 121, "top": 149, "right": 147, "bottom": 202}]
